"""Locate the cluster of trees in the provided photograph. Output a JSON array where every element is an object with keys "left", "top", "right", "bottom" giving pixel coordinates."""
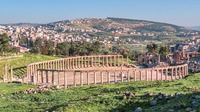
[
  {"left": 0, "top": 33, "right": 17, "bottom": 55},
  {"left": 146, "top": 43, "right": 169, "bottom": 55},
  {"left": 111, "top": 45, "right": 140, "bottom": 60},
  {"left": 29, "top": 37, "right": 141, "bottom": 60},
  {"left": 30, "top": 38, "right": 101, "bottom": 56}
]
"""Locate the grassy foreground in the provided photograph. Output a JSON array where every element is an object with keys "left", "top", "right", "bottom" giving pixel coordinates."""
[{"left": 0, "top": 73, "right": 199, "bottom": 112}]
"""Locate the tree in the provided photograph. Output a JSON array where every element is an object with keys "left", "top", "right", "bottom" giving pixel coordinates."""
[
  {"left": 146, "top": 43, "right": 158, "bottom": 53},
  {"left": 0, "top": 33, "right": 11, "bottom": 54},
  {"left": 159, "top": 46, "right": 169, "bottom": 55},
  {"left": 69, "top": 40, "right": 76, "bottom": 56},
  {"left": 56, "top": 42, "right": 70, "bottom": 56}
]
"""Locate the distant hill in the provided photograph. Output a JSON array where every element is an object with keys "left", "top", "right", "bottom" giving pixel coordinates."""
[
  {"left": 48, "top": 17, "right": 199, "bottom": 37},
  {"left": 189, "top": 26, "right": 200, "bottom": 31},
  {"left": 0, "top": 23, "right": 41, "bottom": 27},
  {"left": 1, "top": 18, "right": 199, "bottom": 37}
]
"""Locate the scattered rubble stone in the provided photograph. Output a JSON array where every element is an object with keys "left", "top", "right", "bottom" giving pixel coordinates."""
[
  {"left": 12, "top": 84, "right": 57, "bottom": 95},
  {"left": 191, "top": 95, "right": 200, "bottom": 99},
  {"left": 150, "top": 99, "right": 157, "bottom": 106},
  {"left": 191, "top": 101, "right": 200, "bottom": 107},
  {"left": 134, "top": 107, "right": 142, "bottom": 112},
  {"left": 168, "top": 109, "right": 174, "bottom": 112},
  {"left": 185, "top": 107, "right": 193, "bottom": 112}
]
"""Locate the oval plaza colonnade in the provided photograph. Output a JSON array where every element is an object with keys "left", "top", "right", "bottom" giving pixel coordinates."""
[{"left": 26, "top": 55, "right": 188, "bottom": 88}]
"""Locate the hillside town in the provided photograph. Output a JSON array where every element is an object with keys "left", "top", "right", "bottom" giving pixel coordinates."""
[
  {"left": 1, "top": 18, "right": 199, "bottom": 48},
  {"left": 0, "top": 18, "right": 200, "bottom": 73}
]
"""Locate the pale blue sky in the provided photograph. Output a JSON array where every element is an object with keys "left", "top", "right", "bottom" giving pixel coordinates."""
[{"left": 0, "top": 0, "right": 199, "bottom": 26}]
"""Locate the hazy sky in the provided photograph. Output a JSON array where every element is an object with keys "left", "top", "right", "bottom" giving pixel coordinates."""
[{"left": 0, "top": 0, "right": 200, "bottom": 26}]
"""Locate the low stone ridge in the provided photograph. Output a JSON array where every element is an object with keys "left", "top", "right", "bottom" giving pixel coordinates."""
[
  {"left": 12, "top": 84, "right": 59, "bottom": 95},
  {"left": 116, "top": 91, "right": 136, "bottom": 100}
]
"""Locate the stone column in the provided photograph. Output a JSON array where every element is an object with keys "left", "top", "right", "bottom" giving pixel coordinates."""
[
  {"left": 109, "top": 56, "right": 112, "bottom": 66},
  {"left": 91, "top": 56, "right": 94, "bottom": 67},
  {"left": 63, "top": 59, "right": 65, "bottom": 70},
  {"left": 76, "top": 57, "right": 78, "bottom": 68},
  {"left": 106, "top": 56, "right": 109, "bottom": 67},
  {"left": 30, "top": 65, "right": 32, "bottom": 79},
  {"left": 46, "top": 71, "right": 48, "bottom": 83},
  {"left": 134, "top": 70, "right": 137, "bottom": 81},
  {"left": 114, "top": 71, "right": 117, "bottom": 83},
  {"left": 64, "top": 71, "right": 67, "bottom": 88},
  {"left": 52, "top": 71, "right": 55, "bottom": 84},
  {"left": 81, "top": 57, "right": 84, "bottom": 68},
  {"left": 127, "top": 70, "right": 130, "bottom": 82},
  {"left": 94, "top": 72, "right": 97, "bottom": 84},
  {"left": 182, "top": 67, "right": 184, "bottom": 77},
  {"left": 72, "top": 58, "right": 74, "bottom": 69},
  {"left": 98, "top": 56, "right": 101, "bottom": 67},
  {"left": 87, "top": 71, "right": 89, "bottom": 85},
  {"left": 179, "top": 67, "right": 181, "bottom": 79},
  {"left": 114, "top": 56, "right": 116, "bottom": 67},
  {"left": 67, "top": 59, "right": 69, "bottom": 69},
  {"left": 78, "top": 58, "right": 80, "bottom": 68},
  {"left": 80, "top": 72, "right": 83, "bottom": 86},
  {"left": 139, "top": 70, "right": 142, "bottom": 81},
  {"left": 74, "top": 72, "right": 76, "bottom": 86},
  {"left": 101, "top": 72, "right": 103, "bottom": 84},
  {"left": 156, "top": 69, "right": 159, "bottom": 80},
  {"left": 47, "top": 62, "right": 49, "bottom": 69},
  {"left": 165, "top": 69, "right": 168, "bottom": 80},
  {"left": 175, "top": 68, "right": 177, "bottom": 79},
  {"left": 10, "top": 66, "right": 13, "bottom": 82},
  {"left": 146, "top": 70, "right": 148, "bottom": 81},
  {"left": 58, "top": 71, "right": 60, "bottom": 86},
  {"left": 121, "top": 71, "right": 124, "bottom": 82},
  {"left": 185, "top": 66, "right": 187, "bottom": 76},
  {"left": 65, "top": 59, "right": 67, "bottom": 69},
  {"left": 151, "top": 70, "right": 153, "bottom": 81},
  {"left": 52, "top": 61, "right": 54, "bottom": 69},
  {"left": 87, "top": 57, "right": 90, "bottom": 67},
  {"left": 108, "top": 71, "right": 110, "bottom": 83},
  {"left": 33, "top": 71, "right": 36, "bottom": 85},
  {"left": 55, "top": 61, "right": 57, "bottom": 70},
  {"left": 37, "top": 70, "right": 39, "bottom": 83},
  {"left": 58, "top": 61, "right": 60, "bottom": 69},
  {"left": 102, "top": 56, "right": 104, "bottom": 66},
  {"left": 186, "top": 65, "right": 188, "bottom": 75},
  {"left": 161, "top": 69, "right": 163, "bottom": 80},
  {"left": 122, "top": 56, "right": 124, "bottom": 67},
  {"left": 26, "top": 65, "right": 29, "bottom": 79},
  {"left": 41, "top": 70, "right": 44, "bottom": 83},
  {"left": 117, "top": 55, "right": 120, "bottom": 66},
  {"left": 84, "top": 57, "right": 86, "bottom": 68},
  {"left": 171, "top": 68, "right": 173, "bottom": 80},
  {"left": 3, "top": 64, "right": 7, "bottom": 82},
  {"left": 94, "top": 56, "right": 97, "bottom": 67}
]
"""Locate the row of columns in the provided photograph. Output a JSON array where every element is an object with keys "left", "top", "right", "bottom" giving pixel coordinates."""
[
  {"left": 137, "top": 65, "right": 188, "bottom": 81},
  {"left": 27, "top": 55, "right": 124, "bottom": 79},
  {"left": 32, "top": 64, "right": 188, "bottom": 87},
  {"left": 3, "top": 64, "right": 14, "bottom": 82}
]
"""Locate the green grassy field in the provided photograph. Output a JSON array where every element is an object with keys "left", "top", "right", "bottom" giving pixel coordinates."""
[
  {"left": 0, "top": 53, "right": 59, "bottom": 78},
  {"left": 0, "top": 73, "right": 199, "bottom": 112}
]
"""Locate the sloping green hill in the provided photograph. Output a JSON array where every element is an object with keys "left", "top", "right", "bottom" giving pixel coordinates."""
[{"left": 0, "top": 53, "right": 59, "bottom": 78}]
